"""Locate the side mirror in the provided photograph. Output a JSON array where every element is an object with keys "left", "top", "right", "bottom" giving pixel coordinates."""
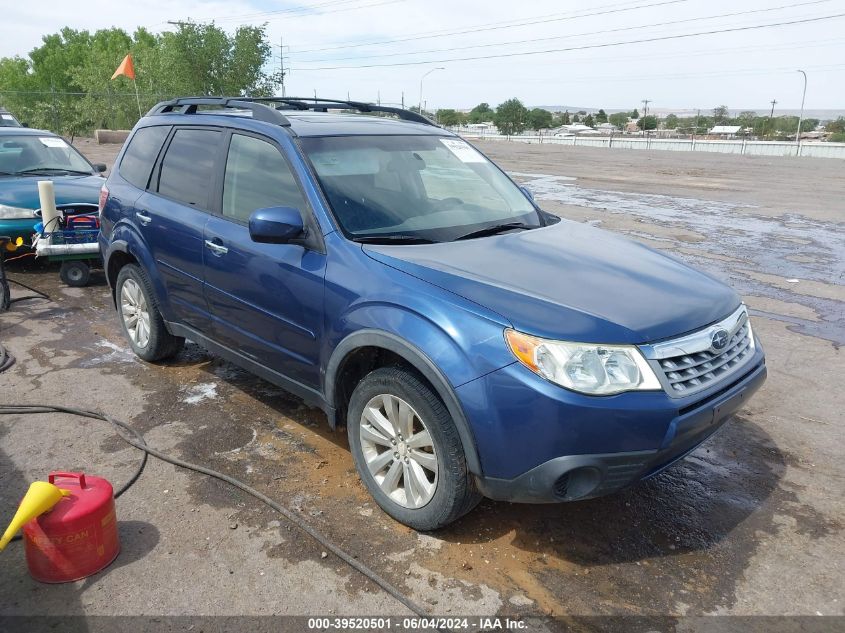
[
  {"left": 93, "top": 163, "right": 107, "bottom": 173},
  {"left": 520, "top": 186, "right": 535, "bottom": 201},
  {"left": 249, "top": 206, "right": 304, "bottom": 244}
]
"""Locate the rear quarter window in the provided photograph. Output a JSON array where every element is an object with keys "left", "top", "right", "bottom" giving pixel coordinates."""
[{"left": 119, "top": 126, "right": 170, "bottom": 189}]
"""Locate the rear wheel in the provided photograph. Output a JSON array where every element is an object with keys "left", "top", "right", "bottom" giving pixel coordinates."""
[
  {"left": 347, "top": 366, "right": 480, "bottom": 530},
  {"left": 59, "top": 261, "right": 90, "bottom": 287},
  {"left": 115, "top": 264, "right": 184, "bottom": 362}
]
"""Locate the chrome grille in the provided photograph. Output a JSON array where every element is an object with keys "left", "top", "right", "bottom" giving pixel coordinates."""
[
  {"left": 640, "top": 305, "right": 756, "bottom": 398},
  {"left": 659, "top": 323, "right": 752, "bottom": 394}
]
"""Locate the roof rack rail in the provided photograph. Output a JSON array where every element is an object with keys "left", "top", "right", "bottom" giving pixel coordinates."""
[
  {"left": 147, "top": 97, "right": 291, "bottom": 126},
  {"left": 237, "top": 96, "right": 438, "bottom": 127}
]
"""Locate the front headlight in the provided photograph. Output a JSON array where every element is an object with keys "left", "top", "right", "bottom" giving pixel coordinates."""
[
  {"left": 505, "top": 329, "right": 662, "bottom": 395},
  {"left": 0, "top": 204, "right": 37, "bottom": 220}
]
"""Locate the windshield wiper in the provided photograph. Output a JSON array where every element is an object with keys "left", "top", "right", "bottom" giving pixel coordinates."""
[
  {"left": 353, "top": 234, "right": 438, "bottom": 245},
  {"left": 14, "top": 168, "right": 91, "bottom": 176},
  {"left": 453, "top": 222, "right": 535, "bottom": 241}
]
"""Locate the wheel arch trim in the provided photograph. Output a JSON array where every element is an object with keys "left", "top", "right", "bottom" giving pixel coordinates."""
[{"left": 325, "top": 329, "right": 483, "bottom": 476}]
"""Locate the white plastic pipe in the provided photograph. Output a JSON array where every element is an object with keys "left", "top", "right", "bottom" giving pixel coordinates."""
[
  {"left": 34, "top": 242, "right": 99, "bottom": 257},
  {"left": 37, "top": 180, "right": 60, "bottom": 233}
]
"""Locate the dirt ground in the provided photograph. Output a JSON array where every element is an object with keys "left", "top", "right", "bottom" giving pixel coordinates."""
[{"left": 0, "top": 139, "right": 842, "bottom": 629}]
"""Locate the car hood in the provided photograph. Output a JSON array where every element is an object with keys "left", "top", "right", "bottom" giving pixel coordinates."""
[
  {"left": 363, "top": 220, "right": 739, "bottom": 344},
  {"left": 0, "top": 175, "right": 103, "bottom": 209}
]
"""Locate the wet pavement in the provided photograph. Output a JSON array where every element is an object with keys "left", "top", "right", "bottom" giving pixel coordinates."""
[{"left": 0, "top": 140, "right": 842, "bottom": 625}]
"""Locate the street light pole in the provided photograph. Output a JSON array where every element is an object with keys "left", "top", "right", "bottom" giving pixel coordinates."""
[
  {"left": 419, "top": 67, "right": 444, "bottom": 115},
  {"left": 795, "top": 69, "right": 807, "bottom": 144}
]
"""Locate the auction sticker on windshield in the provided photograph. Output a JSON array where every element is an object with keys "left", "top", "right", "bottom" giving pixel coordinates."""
[
  {"left": 440, "top": 138, "right": 485, "bottom": 163},
  {"left": 39, "top": 137, "right": 68, "bottom": 148}
]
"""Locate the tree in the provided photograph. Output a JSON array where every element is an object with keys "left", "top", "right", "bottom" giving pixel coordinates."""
[
  {"left": 527, "top": 107, "right": 553, "bottom": 130},
  {"left": 637, "top": 115, "right": 658, "bottom": 131},
  {"left": 608, "top": 112, "right": 628, "bottom": 129},
  {"left": 494, "top": 98, "right": 528, "bottom": 135},
  {"left": 0, "top": 22, "right": 280, "bottom": 134},
  {"left": 583, "top": 113, "right": 595, "bottom": 128},
  {"left": 468, "top": 102, "right": 494, "bottom": 123},
  {"left": 713, "top": 105, "right": 729, "bottom": 123},
  {"left": 572, "top": 114, "right": 581, "bottom": 123},
  {"left": 437, "top": 109, "right": 465, "bottom": 126},
  {"left": 737, "top": 110, "right": 757, "bottom": 131},
  {"left": 664, "top": 113, "right": 679, "bottom": 129},
  {"left": 631, "top": 108, "right": 639, "bottom": 119},
  {"left": 829, "top": 132, "right": 845, "bottom": 142},
  {"left": 595, "top": 109, "right": 608, "bottom": 124},
  {"left": 800, "top": 118, "right": 819, "bottom": 133},
  {"left": 561, "top": 110, "right": 571, "bottom": 125},
  {"left": 826, "top": 117, "right": 845, "bottom": 133}
]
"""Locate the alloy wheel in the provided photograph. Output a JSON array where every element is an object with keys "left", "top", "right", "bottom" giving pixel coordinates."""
[
  {"left": 359, "top": 393, "right": 438, "bottom": 509},
  {"left": 120, "top": 278, "right": 151, "bottom": 349}
]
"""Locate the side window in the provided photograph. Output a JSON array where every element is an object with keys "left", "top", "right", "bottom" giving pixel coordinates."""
[
  {"left": 158, "top": 128, "right": 221, "bottom": 209},
  {"left": 119, "top": 126, "right": 170, "bottom": 189},
  {"left": 222, "top": 134, "right": 307, "bottom": 224}
]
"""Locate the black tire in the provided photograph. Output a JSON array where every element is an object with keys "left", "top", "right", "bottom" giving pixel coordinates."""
[
  {"left": 115, "top": 263, "right": 184, "bottom": 362},
  {"left": 347, "top": 366, "right": 481, "bottom": 530},
  {"left": 59, "top": 261, "right": 91, "bottom": 287}
]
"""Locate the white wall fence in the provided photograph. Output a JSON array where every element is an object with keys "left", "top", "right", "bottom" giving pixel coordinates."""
[{"left": 455, "top": 131, "right": 845, "bottom": 160}]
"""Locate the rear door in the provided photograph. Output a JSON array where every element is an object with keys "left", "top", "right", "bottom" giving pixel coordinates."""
[
  {"left": 203, "top": 131, "right": 327, "bottom": 387},
  {"left": 134, "top": 127, "right": 222, "bottom": 332}
]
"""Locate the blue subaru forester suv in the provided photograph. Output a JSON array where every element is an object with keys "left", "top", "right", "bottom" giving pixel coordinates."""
[{"left": 99, "top": 97, "right": 766, "bottom": 529}]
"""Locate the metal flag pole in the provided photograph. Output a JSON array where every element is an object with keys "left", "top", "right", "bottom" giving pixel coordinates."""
[{"left": 133, "top": 78, "right": 142, "bottom": 118}]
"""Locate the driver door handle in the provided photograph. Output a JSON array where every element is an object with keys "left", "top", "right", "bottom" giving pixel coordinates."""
[
  {"left": 205, "top": 239, "right": 228, "bottom": 256},
  {"left": 135, "top": 212, "right": 152, "bottom": 226}
]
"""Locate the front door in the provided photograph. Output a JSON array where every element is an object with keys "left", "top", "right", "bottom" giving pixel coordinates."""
[{"left": 203, "top": 132, "right": 327, "bottom": 388}]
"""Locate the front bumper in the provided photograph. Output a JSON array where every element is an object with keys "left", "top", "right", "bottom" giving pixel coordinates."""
[
  {"left": 463, "top": 346, "right": 766, "bottom": 503},
  {"left": 0, "top": 218, "right": 36, "bottom": 246}
]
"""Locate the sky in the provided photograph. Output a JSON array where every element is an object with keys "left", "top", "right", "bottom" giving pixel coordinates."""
[{"left": 2, "top": 0, "right": 845, "bottom": 112}]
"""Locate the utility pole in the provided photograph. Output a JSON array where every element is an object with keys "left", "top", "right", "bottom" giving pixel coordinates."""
[
  {"left": 769, "top": 99, "right": 777, "bottom": 139},
  {"left": 795, "top": 70, "right": 807, "bottom": 144},
  {"left": 279, "top": 37, "right": 286, "bottom": 97},
  {"left": 641, "top": 99, "right": 651, "bottom": 136},
  {"left": 271, "top": 37, "right": 289, "bottom": 97}
]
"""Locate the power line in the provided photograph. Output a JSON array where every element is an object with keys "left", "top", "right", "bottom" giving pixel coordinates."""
[
  {"left": 453, "top": 36, "right": 845, "bottom": 72},
  {"left": 289, "top": 0, "right": 697, "bottom": 54},
  {"left": 293, "top": 0, "right": 834, "bottom": 63},
  {"left": 294, "top": 12, "right": 845, "bottom": 70}
]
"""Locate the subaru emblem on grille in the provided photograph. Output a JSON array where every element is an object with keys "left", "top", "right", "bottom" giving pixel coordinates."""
[{"left": 710, "top": 328, "right": 730, "bottom": 352}]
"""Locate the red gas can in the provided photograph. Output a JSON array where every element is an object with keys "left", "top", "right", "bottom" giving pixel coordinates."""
[{"left": 23, "top": 472, "right": 120, "bottom": 583}]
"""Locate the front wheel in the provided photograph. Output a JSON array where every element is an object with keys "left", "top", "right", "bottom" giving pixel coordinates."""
[
  {"left": 347, "top": 366, "right": 480, "bottom": 530},
  {"left": 115, "top": 264, "right": 184, "bottom": 362}
]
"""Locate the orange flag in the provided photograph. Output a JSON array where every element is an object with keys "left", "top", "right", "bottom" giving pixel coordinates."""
[{"left": 111, "top": 54, "right": 135, "bottom": 81}]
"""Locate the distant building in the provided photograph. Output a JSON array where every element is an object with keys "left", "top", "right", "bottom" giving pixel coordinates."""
[
  {"left": 709, "top": 125, "right": 742, "bottom": 137},
  {"left": 551, "top": 124, "right": 598, "bottom": 136},
  {"left": 596, "top": 122, "right": 618, "bottom": 133}
]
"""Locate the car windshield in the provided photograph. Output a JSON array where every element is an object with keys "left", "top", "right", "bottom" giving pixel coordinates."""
[
  {"left": 300, "top": 135, "right": 541, "bottom": 242},
  {"left": 0, "top": 134, "right": 92, "bottom": 175}
]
